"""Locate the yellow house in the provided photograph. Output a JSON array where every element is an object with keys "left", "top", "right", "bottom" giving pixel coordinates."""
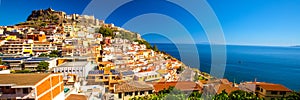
[
  {"left": 23, "top": 43, "right": 33, "bottom": 55},
  {"left": 5, "top": 35, "right": 17, "bottom": 40},
  {"left": 98, "top": 61, "right": 115, "bottom": 70}
]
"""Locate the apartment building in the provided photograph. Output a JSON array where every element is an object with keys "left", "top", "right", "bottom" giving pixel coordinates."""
[
  {"left": 0, "top": 73, "right": 64, "bottom": 100},
  {"left": 53, "top": 61, "right": 93, "bottom": 80},
  {"left": 24, "top": 57, "right": 57, "bottom": 71},
  {"left": 1, "top": 57, "right": 29, "bottom": 70},
  {"left": 33, "top": 42, "right": 52, "bottom": 55},
  {"left": 1, "top": 40, "right": 26, "bottom": 55},
  {"left": 87, "top": 70, "right": 121, "bottom": 92}
]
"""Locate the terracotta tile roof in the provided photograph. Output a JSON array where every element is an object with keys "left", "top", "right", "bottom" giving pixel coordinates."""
[
  {"left": 65, "top": 94, "right": 88, "bottom": 100},
  {"left": 243, "top": 82, "right": 291, "bottom": 92},
  {"left": 151, "top": 81, "right": 202, "bottom": 92},
  {"left": 0, "top": 65, "right": 8, "bottom": 69},
  {"left": 216, "top": 84, "right": 239, "bottom": 94},
  {"left": 99, "top": 61, "right": 113, "bottom": 65},
  {"left": 115, "top": 81, "right": 154, "bottom": 93},
  {"left": 0, "top": 73, "right": 50, "bottom": 86},
  {"left": 256, "top": 83, "right": 291, "bottom": 91}
]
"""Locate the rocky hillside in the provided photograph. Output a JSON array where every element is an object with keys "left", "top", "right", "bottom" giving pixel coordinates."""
[{"left": 17, "top": 8, "right": 67, "bottom": 26}]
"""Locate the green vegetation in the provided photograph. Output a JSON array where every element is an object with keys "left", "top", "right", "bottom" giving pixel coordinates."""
[
  {"left": 213, "top": 90, "right": 262, "bottom": 100},
  {"left": 116, "top": 31, "right": 138, "bottom": 41},
  {"left": 152, "top": 44, "right": 158, "bottom": 52},
  {"left": 38, "top": 53, "right": 48, "bottom": 57},
  {"left": 130, "top": 86, "right": 266, "bottom": 100},
  {"left": 129, "top": 86, "right": 202, "bottom": 100},
  {"left": 11, "top": 69, "right": 33, "bottom": 73},
  {"left": 176, "top": 66, "right": 184, "bottom": 74},
  {"left": 0, "top": 58, "right": 5, "bottom": 65},
  {"left": 37, "top": 61, "right": 49, "bottom": 72},
  {"left": 285, "top": 91, "right": 300, "bottom": 100},
  {"left": 38, "top": 50, "right": 60, "bottom": 58},
  {"left": 49, "top": 50, "right": 60, "bottom": 57},
  {"left": 96, "top": 26, "right": 140, "bottom": 41},
  {"left": 194, "top": 71, "right": 199, "bottom": 81},
  {"left": 198, "top": 76, "right": 208, "bottom": 81},
  {"left": 134, "top": 39, "right": 153, "bottom": 49},
  {"left": 98, "top": 27, "right": 114, "bottom": 37}
]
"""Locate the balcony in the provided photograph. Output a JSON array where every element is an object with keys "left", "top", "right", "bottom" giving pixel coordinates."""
[{"left": 0, "top": 92, "right": 35, "bottom": 99}]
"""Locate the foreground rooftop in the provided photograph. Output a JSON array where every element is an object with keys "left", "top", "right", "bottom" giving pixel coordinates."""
[{"left": 0, "top": 73, "right": 50, "bottom": 86}]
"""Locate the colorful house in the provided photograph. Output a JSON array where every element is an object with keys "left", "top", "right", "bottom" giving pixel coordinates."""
[{"left": 0, "top": 73, "right": 64, "bottom": 100}]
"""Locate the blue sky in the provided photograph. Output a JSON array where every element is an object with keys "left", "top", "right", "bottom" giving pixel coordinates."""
[{"left": 0, "top": 0, "right": 300, "bottom": 46}]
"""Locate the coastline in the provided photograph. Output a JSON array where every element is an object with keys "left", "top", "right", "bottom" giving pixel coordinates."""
[{"left": 152, "top": 43, "right": 300, "bottom": 91}]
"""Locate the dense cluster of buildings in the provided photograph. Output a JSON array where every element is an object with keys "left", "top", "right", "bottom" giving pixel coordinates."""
[{"left": 0, "top": 8, "right": 294, "bottom": 100}]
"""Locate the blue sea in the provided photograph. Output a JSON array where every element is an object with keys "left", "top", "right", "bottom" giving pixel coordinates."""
[{"left": 153, "top": 43, "right": 300, "bottom": 91}]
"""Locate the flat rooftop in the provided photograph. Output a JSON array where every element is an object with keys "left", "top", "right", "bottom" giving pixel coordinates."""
[
  {"left": 1, "top": 57, "right": 30, "bottom": 61},
  {"left": 58, "top": 61, "right": 89, "bottom": 67},
  {"left": 0, "top": 73, "right": 50, "bottom": 86},
  {"left": 134, "top": 71, "right": 159, "bottom": 77},
  {"left": 24, "top": 57, "right": 52, "bottom": 62}
]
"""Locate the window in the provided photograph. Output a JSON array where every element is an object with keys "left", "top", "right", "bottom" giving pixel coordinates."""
[
  {"left": 118, "top": 93, "right": 122, "bottom": 98},
  {"left": 23, "top": 88, "right": 29, "bottom": 94},
  {"left": 140, "top": 91, "right": 145, "bottom": 95},
  {"left": 148, "top": 90, "right": 153, "bottom": 94},
  {"left": 12, "top": 89, "right": 16, "bottom": 94},
  {"left": 280, "top": 91, "right": 286, "bottom": 95},
  {"left": 256, "top": 87, "right": 260, "bottom": 91},
  {"left": 125, "top": 92, "right": 129, "bottom": 96},
  {"left": 6, "top": 86, "right": 10, "bottom": 89},
  {"left": 271, "top": 91, "right": 277, "bottom": 95},
  {"left": 135, "top": 91, "right": 139, "bottom": 95},
  {"left": 128, "top": 92, "right": 133, "bottom": 96},
  {"left": 91, "top": 76, "right": 95, "bottom": 79}
]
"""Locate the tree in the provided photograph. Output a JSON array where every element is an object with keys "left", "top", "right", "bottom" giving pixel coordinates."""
[
  {"left": 152, "top": 44, "right": 158, "bottom": 51},
  {"left": 134, "top": 39, "right": 152, "bottom": 49},
  {"left": 285, "top": 91, "right": 300, "bottom": 100},
  {"left": 0, "top": 58, "right": 5, "bottom": 65},
  {"left": 50, "top": 50, "right": 61, "bottom": 57},
  {"left": 165, "top": 95, "right": 180, "bottom": 100},
  {"left": 229, "top": 90, "right": 261, "bottom": 100},
  {"left": 99, "top": 27, "right": 114, "bottom": 37},
  {"left": 213, "top": 90, "right": 230, "bottom": 100},
  {"left": 213, "top": 90, "right": 262, "bottom": 100},
  {"left": 48, "top": 54, "right": 58, "bottom": 57},
  {"left": 37, "top": 61, "right": 49, "bottom": 72},
  {"left": 39, "top": 53, "right": 48, "bottom": 57}
]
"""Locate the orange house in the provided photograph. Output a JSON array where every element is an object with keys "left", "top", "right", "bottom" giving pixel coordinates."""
[
  {"left": 0, "top": 73, "right": 64, "bottom": 100},
  {"left": 27, "top": 34, "right": 47, "bottom": 42}
]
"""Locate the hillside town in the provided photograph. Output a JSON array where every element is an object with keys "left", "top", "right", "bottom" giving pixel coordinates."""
[{"left": 0, "top": 8, "right": 297, "bottom": 100}]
